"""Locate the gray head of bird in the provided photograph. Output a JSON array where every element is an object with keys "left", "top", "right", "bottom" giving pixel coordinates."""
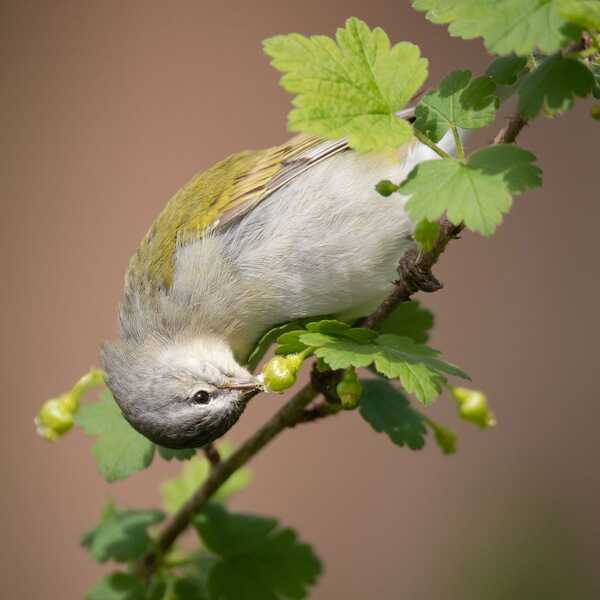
[{"left": 101, "top": 335, "right": 262, "bottom": 449}]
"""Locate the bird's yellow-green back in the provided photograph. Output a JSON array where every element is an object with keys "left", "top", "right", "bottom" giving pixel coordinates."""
[{"left": 126, "top": 134, "right": 341, "bottom": 294}]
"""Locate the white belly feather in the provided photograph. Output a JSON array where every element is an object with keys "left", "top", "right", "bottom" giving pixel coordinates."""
[{"left": 170, "top": 134, "right": 453, "bottom": 358}]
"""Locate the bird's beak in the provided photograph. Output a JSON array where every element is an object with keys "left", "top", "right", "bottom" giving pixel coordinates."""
[{"left": 221, "top": 377, "right": 264, "bottom": 393}]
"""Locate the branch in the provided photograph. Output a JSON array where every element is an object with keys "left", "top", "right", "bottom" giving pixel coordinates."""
[
  {"left": 139, "top": 110, "right": 528, "bottom": 578},
  {"left": 365, "top": 111, "right": 527, "bottom": 330}
]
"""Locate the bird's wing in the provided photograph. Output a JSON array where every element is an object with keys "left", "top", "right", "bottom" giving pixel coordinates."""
[
  {"left": 129, "top": 135, "right": 350, "bottom": 291},
  {"left": 129, "top": 106, "right": 416, "bottom": 292}
]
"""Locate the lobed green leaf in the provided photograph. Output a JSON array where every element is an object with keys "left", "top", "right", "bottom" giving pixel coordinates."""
[
  {"left": 264, "top": 17, "right": 428, "bottom": 152},
  {"left": 412, "top": 0, "right": 580, "bottom": 56},
  {"left": 414, "top": 70, "right": 498, "bottom": 142},
  {"left": 518, "top": 53, "right": 595, "bottom": 118},
  {"left": 359, "top": 379, "right": 427, "bottom": 449},
  {"left": 400, "top": 145, "right": 542, "bottom": 236},
  {"left": 81, "top": 502, "right": 164, "bottom": 563},
  {"left": 194, "top": 503, "right": 322, "bottom": 600},
  {"left": 74, "top": 391, "right": 155, "bottom": 482}
]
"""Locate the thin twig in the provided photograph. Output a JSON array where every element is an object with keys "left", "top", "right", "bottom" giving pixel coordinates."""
[{"left": 203, "top": 443, "right": 221, "bottom": 468}]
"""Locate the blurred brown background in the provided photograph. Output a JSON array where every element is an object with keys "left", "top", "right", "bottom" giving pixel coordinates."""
[{"left": 2, "top": 1, "right": 599, "bottom": 598}]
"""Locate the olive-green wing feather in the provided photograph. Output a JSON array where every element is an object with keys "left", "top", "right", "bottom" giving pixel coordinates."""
[{"left": 127, "top": 135, "right": 349, "bottom": 292}]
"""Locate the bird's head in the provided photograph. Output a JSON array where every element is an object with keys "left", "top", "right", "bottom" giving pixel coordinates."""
[{"left": 101, "top": 335, "right": 262, "bottom": 449}]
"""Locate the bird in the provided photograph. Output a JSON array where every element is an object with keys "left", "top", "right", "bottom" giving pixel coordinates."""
[{"left": 102, "top": 110, "right": 457, "bottom": 449}]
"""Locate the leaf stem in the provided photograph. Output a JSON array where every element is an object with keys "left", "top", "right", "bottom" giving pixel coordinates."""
[
  {"left": 451, "top": 126, "right": 465, "bottom": 160},
  {"left": 413, "top": 128, "right": 452, "bottom": 159}
]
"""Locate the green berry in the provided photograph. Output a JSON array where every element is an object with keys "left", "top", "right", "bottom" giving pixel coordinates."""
[
  {"left": 432, "top": 426, "right": 457, "bottom": 454},
  {"left": 451, "top": 387, "right": 496, "bottom": 429},
  {"left": 263, "top": 356, "right": 298, "bottom": 392},
  {"left": 336, "top": 369, "right": 362, "bottom": 409},
  {"left": 37, "top": 398, "right": 74, "bottom": 435},
  {"left": 375, "top": 179, "right": 399, "bottom": 197}
]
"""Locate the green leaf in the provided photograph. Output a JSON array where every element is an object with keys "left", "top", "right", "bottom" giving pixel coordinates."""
[
  {"left": 81, "top": 502, "right": 164, "bottom": 563},
  {"left": 263, "top": 17, "right": 428, "bottom": 152},
  {"left": 74, "top": 391, "right": 155, "bottom": 482},
  {"left": 305, "top": 319, "right": 378, "bottom": 343},
  {"left": 272, "top": 318, "right": 461, "bottom": 404},
  {"left": 161, "top": 441, "right": 251, "bottom": 513},
  {"left": 87, "top": 573, "right": 145, "bottom": 600},
  {"left": 415, "top": 70, "right": 498, "bottom": 142},
  {"left": 359, "top": 379, "right": 427, "bottom": 449},
  {"left": 306, "top": 333, "right": 468, "bottom": 405},
  {"left": 412, "top": 0, "right": 579, "bottom": 56},
  {"left": 518, "top": 53, "right": 595, "bottom": 118},
  {"left": 400, "top": 145, "right": 542, "bottom": 236},
  {"left": 485, "top": 55, "right": 528, "bottom": 85},
  {"left": 172, "top": 576, "right": 210, "bottom": 600},
  {"left": 157, "top": 446, "right": 196, "bottom": 461},
  {"left": 559, "top": 0, "right": 600, "bottom": 31},
  {"left": 414, "top": 218, "right": 440, "bottom": 252},
  {"left": 378, "top": 300, "right": 434, "bottom": 343},
  {"left": 194, "top": 504, "right": 322, "bottom": 600}
]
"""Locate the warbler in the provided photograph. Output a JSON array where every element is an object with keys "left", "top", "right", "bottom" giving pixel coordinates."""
[{"left": 102, "top": 110, "right": 456, "bottom": 448}]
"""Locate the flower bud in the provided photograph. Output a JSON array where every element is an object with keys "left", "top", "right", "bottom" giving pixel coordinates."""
[
  {"left": 336, "top": 368, "right": 362, "bottom": 409},
  {"left": 35, "top": 398, "right": 74, "bottom": 439},
  {"left": 375, "top": 179, "right": 399, "bottom": 197},
  {"left": 262, "top": 356, "right": 298, "bottom": 392},
  {"left": 451, "top": 386, "right": 496, "bottom": 429},
  {"left": 432, "top": 425, "right": 457, "bottom": 454}
]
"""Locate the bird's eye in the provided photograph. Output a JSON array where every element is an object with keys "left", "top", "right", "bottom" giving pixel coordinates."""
[{"left": 191, "top": 390, "right": 211, "bottom": 405}]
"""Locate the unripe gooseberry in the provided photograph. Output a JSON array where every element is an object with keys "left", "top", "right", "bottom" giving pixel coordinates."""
[
  {"left": 336, "top": 368, "right": 362, "bottom": 409},
  {"left": 36, "top": 398, "right": 74, "bottom": 436},
  {"left": 433, "top": 426, "right": 457, "bottom": 454},
  {"left": 262, "top": 356, "right": 298, "bottom": 392},
  {"left": 451, "top": 387, "right": 496, "bottom": 429}
]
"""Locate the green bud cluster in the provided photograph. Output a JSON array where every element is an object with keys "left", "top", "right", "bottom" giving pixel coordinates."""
[{"left": 450, "top": 386, "right": 496, "bottom": 429}]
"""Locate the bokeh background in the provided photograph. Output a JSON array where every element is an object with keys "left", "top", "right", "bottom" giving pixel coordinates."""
[{"left": 3, "top": 1, "right": 599, "bottom": 598}]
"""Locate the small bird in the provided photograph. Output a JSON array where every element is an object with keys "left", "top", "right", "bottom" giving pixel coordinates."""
[{"left": 102, "top": 111, "right": 456, "bottom": 449}]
